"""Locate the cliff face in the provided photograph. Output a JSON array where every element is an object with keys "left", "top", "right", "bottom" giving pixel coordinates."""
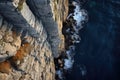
[
  {"left": 0, "top": 0, "right": 68, "bottom": 80},
  {"left": 26, "top": 0, "right": 68, "bottom": 57}
]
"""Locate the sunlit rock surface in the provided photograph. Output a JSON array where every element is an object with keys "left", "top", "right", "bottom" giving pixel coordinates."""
[
  {"left": 0, "top": 0, "right": 68, "bottom": 80},
  {"left": 26, "top": 0, "right": 68, "bottom": 57}
]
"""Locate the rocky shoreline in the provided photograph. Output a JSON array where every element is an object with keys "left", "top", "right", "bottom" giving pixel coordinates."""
[
  {"left": 54, "top": 1, "right": 87, "bottom": 80},
  {"left": 0, "top": 0, "right": 87, "bottom": 80}
]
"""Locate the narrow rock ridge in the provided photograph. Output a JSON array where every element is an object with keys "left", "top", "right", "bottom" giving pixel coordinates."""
[
  {"left": 0, "top": 1, "right": 39, "bottom": 38},
  {"left": 0, "top": 0, "right": 69, "bottom": 80},
  {"left": 26, "top": 0, "right": 69, "bottom": 57}
]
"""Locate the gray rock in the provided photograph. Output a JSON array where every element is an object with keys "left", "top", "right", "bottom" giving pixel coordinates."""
[{"left": 0, "top": 0, "right": 68, "bottom": 79}]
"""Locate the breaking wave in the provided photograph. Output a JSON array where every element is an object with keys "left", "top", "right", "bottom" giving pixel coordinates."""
[{"left": 55, "top": 1, "right": 88, "bottom": 80}]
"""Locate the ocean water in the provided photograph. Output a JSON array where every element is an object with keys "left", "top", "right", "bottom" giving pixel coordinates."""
[
  {"left": 55, "top": 1, "right": 87, "bottom": 79},
  {"left": 65, "top": 0, "right": 120, "bottom": 80}
]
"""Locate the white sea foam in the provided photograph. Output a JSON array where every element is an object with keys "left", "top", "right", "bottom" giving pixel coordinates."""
[
  {"left": 66, "top": 50, "right": 71, "bottom": 57},
  {"left": 71, "top": 33, "right": 81, "bottom": 43},
  {"left": 64, "top": 58, "right": 74, "bottom": 70},
  {"left": 56, "top": 70, "right": 63, "bottom": 79},
  {"left": 63, "top": 0, "right": 87, "bottom": 72},
  {"left": 56, "top": 1, "right": 87, "bottom": 79},
  {"left": 72, "top": 1, "right": 87, "bottom": 29},
  {"left": 64, "top": 46, "right": 75, "bottom": 70}
]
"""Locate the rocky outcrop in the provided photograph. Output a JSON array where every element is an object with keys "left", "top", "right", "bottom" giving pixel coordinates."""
[
  {"left": 0, "top": 0, "right": 68, "bottom": 80},
  {"left": 50, "top": 0, "right": 69, "bottom": 57},
  {"left": 26, "top": 0, "right": 69, "bottom": 57}
]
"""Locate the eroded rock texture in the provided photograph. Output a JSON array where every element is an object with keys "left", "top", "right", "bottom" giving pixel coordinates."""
[{"left": 0, "top": 0, "right": 68, "bottom": 80}]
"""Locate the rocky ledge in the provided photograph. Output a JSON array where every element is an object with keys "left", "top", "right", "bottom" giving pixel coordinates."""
[{"left": 0, "top": 0, "right": 68, "bottom": 80}]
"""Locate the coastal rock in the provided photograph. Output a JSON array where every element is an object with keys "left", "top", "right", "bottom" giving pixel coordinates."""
[
  {"left": 26, "top": 0, "right": 69, "bottom": 57},
  {"left": 0, "top": 0, "right": 69, "bottom": 79}
]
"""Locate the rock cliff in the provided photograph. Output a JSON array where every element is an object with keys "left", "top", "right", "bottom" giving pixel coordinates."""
[{"left": 0, "top": 0, "right": 68, "bottom": 80}]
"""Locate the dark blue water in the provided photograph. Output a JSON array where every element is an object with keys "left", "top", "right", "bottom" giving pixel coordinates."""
[{"left": 66, "top": 0, "right": 120, "bottom": 80}]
